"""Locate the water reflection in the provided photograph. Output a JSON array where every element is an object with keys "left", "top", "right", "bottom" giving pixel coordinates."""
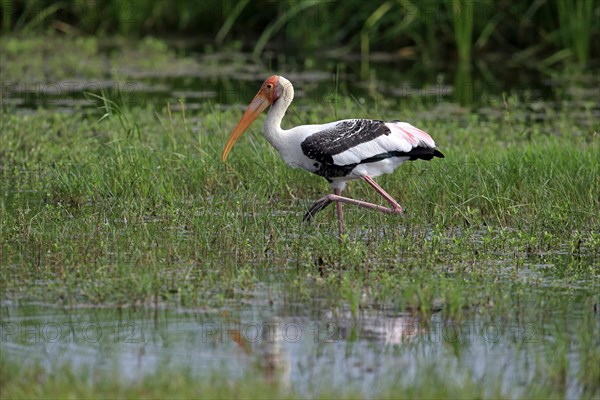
[{"left": 1, "top": 299, "right": 593, "bottom": 397}]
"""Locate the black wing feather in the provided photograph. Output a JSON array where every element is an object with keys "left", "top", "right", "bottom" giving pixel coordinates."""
[{"left": 301, "top": 120, "right": 390, "bottom": 164}]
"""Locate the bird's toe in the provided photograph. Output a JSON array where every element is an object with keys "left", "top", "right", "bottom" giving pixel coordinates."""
[{"left": 303, "top": 198, "right": 333, "bottom": 223}]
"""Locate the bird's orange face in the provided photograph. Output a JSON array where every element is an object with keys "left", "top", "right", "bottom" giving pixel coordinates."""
[{"left": 221, "top": 75, "right": 280, "bottom": 161}]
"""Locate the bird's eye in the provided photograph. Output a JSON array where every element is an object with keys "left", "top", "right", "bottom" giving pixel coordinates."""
[{"left": 266, "top": 84, "right": 273, "bottom": 90}]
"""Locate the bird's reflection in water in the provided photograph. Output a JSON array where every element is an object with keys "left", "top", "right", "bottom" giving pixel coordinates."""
[{"left": 223, "top": 313, "right": 291, "bottom": 389}]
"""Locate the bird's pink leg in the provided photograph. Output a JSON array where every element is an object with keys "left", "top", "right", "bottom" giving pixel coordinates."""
[
  {"left": 303, "top": 176, "right": 403, "bottom": 223},
  {"left": 334, "top": 187, "right": 344, "bottom": 237},
  {"left": 361, "top": 175, "right": 404, "bottom": 212}
]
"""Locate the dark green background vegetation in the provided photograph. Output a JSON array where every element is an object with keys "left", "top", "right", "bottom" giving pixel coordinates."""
[{"left": 3, "top": 0, "right": 599, "bottom": 72}]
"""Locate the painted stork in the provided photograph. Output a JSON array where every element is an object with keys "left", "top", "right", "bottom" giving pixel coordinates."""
[{"left": 222, "top": 75, "right": 444, "bottom": 237}]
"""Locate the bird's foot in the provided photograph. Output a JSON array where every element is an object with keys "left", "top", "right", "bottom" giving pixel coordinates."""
[{"left": 303, "top": 196, "right": 334, "bottom": 223}]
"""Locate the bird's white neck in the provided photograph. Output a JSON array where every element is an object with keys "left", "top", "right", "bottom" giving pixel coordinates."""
[{"left": 263, "top": 79, "right": 294, "bottom": 152}]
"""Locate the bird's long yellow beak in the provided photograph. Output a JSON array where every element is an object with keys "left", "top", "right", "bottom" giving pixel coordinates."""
[{"left": 222, "top": 90, "right": 271, "bottom": 161}]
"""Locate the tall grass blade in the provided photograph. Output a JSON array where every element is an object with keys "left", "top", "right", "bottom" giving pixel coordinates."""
[
  {"left": 216, "top": 0, "right": 251, "bottom": 45},
  {"left": 360, "top": 1, "right": 393, "bottom": 80},
  {"left": 252, "top": 0, "right": 321, "bottom": 59},
  {"left": 556, "top": 0, "right": 595, "bottom": 67}
]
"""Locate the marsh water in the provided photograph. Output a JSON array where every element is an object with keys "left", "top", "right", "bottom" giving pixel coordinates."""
[
  {"left": 1, "top": 287, "right": 596, "bottom": 398},
  {"left": 2, "top": 42, "right": 599, "bottom": 397},
  {"left": 4, "top": 43, "right": 599, "bottom": 112},
  {"left": 2, "top": 252, "right": 598, "bottom": 397}
]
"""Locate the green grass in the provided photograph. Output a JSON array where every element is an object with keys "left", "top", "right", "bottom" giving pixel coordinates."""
[{"left": 1, "top": 92, "right": 598, "bottom": 306}]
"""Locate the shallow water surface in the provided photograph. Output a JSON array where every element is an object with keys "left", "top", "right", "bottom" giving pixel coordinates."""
[{"left": 1, "top": 287, "right": 597, "bottom": 398}]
